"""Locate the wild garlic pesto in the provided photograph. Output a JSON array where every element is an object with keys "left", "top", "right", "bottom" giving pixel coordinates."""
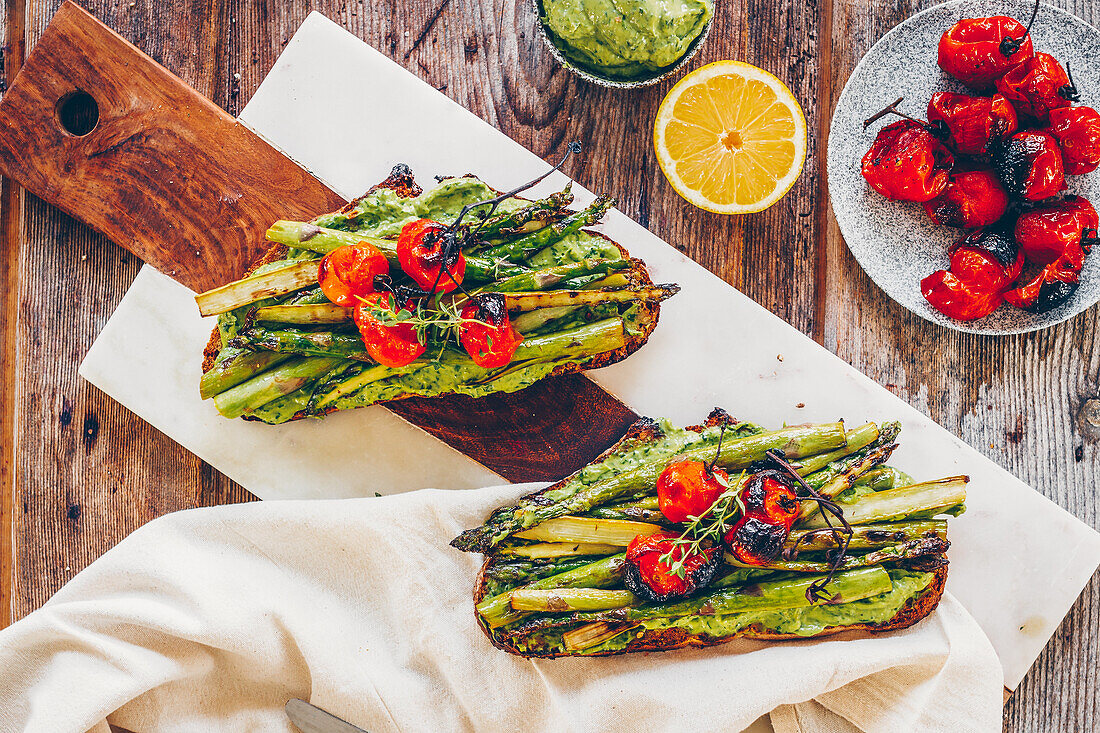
[
  {"left": 541, "top": 0, "right": 713, "bottom": 80},
  {"left": 236, "top": 176, "right": 643, "bottom": 424}
]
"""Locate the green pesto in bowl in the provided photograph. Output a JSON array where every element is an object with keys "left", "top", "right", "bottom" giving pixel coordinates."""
[{"left": 537, "top": 0, "right": 714, "bottom": 86}]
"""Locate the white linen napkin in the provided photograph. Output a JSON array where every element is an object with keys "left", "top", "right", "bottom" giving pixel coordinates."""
[{"left": 0, "top": 484, "right": 1003, "bottom": 732}]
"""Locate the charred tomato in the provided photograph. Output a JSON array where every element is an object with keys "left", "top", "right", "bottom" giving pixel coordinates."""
[
  {"left": 995, "top": 52, "right": 1077, "bottom": 122},
  {"left": 1003, "top": 258, "right": 1085, "bottom": 313},
  {"left": 861, "top": 119, "right": 954, "bottom": 202},
  {"left": 921, "top": 270, "right": 1004, "bottom": 321},
  {"left": 937, "top": 15, "right": 1034, "bottom": 90},
  {"left": 656, "top": 460, "right": 729, "bottom": 525},
  {"left": 991, "top": 129, "right": 1066, "bottom": 201},
  {"left": 926, "top": 92, "right": 1018, "bottom": 155},
  {"left": 396, "top": 218, "right": 467, "bottom": 294},
  {"left": 724, "top": 517, "right": 790, "bottom": 566},
  {"left": 352, "top": 292, "right": 426, "bottom": 368},
  {"left": 922, "top": 169, "right": 1009, "bottom": 228},
  {"left": 739, "top": 469, "right": 801, "bottom": 527},
  {"left": 1048, "top": 106, "right": 1100, "bottom": 175},
  {"left": 622, "top": 532, "right": 720, "bottom": 602},
  {"left": 458, "top": 295, "right": 523, "bottom": 369},
  {"left": 1014, "top": 195, "right": 1098, "bottom": 265},
  {"left": 318, "top": 242, "right": 389, "bottom": 307}
]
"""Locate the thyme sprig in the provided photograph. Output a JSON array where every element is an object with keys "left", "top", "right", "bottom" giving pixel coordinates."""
[
  {"left": 656, "top": 469, "right": 748, "bottom": 580},
  {"left": 356, "top": 292, "right": 491, "bottom": 351}
]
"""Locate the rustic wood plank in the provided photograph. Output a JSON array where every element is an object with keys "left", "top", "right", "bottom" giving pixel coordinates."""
[
  {"left": 0, "top": 0, "right": 27, "bottom": 631},
  {"left": 4, "top": 0, "right": 1099, "bottom": 729},
  {"left": 823, "top": 1, "right": 1100, "bottom": 730},
  {"left": 0, "top": 1, "right": 346, "bottom": 293},
  {"left": 11, "top": 0, "right": 260, "bottom": 619},
  {"left": 1, "top": 1, "right": 648, "bottom": 486}
]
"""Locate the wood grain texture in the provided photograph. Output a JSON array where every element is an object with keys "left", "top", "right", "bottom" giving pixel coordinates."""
[
  {"left": 0, "top": 2, "right": 346, "bottom": 293},
  {"left": 1, "top": 0, "right": 1098, "bottom": 729},
  {"left": 0, "top": 1, "right": 649, "bottom": 484},
  {"left": 0, "top": 0, "right": 27, "bottom": 630}
]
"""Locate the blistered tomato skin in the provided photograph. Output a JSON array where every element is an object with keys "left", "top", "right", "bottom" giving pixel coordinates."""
[
  {"left": 396, "top": 218, "right": 467, "bottom": 294},
  {"left": 1048, "top": 106, "right": 1100, "bottom": 175},
  {"left": 656, "top": 461, "right": 729, "bottom": 525},
  {"left": 995, "top": 53, "right": 1074, "bottom": 122},
  {"left": 318, "top": 242, "right": 390, "bottom": 307},
  {"left": 353, "top": 293, "right": 427, "bottom": 368},
  {"left": 937, "top": 16, "right": 1034, "bottom": 90},
  {"left": 1015, "top": 196, "right": 1099, "bottom": 266},
  {"left": 921, "top": 269, "right": 1004, "bottom": 321},
  {"left": 861, "top": 120, "right": 954, "bottom": 202},
  {"left": 922, "top": 169, "right": 1009, "bottom": 228},
  {"left": 740, "top": 470, "right": 800, "bottom": 527},
  {"left": 723, "top": 517, "right": 789, "bottom": 566},
  {"left": 458, "top": 299, "right": 523, "bottom": 369},
  {"left": 622, "top": 532, "right": 720, "bottom": 602},
  {"left": 927, "top": 92, "right": 1018, "bottom": 155},
  {"left": 992, "top": 130, "right": 1066, "bottom": 201}
]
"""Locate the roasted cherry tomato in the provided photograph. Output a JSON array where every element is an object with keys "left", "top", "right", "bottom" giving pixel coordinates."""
[
  {"left": 922, "top": 169, "right": 1009, "bottom": 228},
  {"left": 991, "top": 130, "right": 1065, "bottom": 201},
  {"left": 622, "top": 531, "right": 719, "bottom": 602},
  {"left": 317, "top": 242, "right": 389, "bottom": 307},
  {"left": 458, "top": 296, "right": 523, "bottom": 369},
  {"left": 921, "top": 269, "right": 1004, "bottom": 321},
  {"left": 739, "top": 470, "right": 800, "bottom": 528},
  {"left": 927, "top": 92, "right": 1018, "bottom": 155},
  {"left": 724, "top": 516, "right": 789, "bottom": 566},
  {"left": 937, "top": 15, "right": 1034, "bottom": 90},
  {"left": 948, "top": 246, "right": 1020, "bottom": 293},
  {"left": 1003, "top": 255, "right": 1086, "bottom": 313},
  {"left": 995, "top": 53, "right": 1076, "bottom": 121},
  {"left": 1048, "top": 106, "right": 1100, "bottom": 175},
  {"left": 1015, "top": 195, "right": 1098, "bottom": 265},
  {"left": 949, "top": 223, "right": 1024, "bottom": 284},
  {"left": 656, "top": 460, "right": 729, "bottom": 525},
  {"left": 396, "top": 218, "right": 467, "bottom": 294},
  {"left": 352, "top": 293, "right": 426, "bottom": 368},
  {"left": 862, "top": 120, "right": 954, "bottom": 202}
]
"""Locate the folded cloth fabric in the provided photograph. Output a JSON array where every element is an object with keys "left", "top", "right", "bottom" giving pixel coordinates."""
[{"left": 0, "top": 484, "right": 1003, "bottom": 733}]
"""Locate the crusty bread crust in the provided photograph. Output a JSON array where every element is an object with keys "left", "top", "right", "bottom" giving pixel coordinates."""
[
  {"left": 201, "top": 167, "right": 662, "bottom": 418},
  {"left": 470, "top": 416, "right": 948, "bottom": 658}
]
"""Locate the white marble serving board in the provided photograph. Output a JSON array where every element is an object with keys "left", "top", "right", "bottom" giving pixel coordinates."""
[{"left": 79, "top": 11, "right": 1100, "bottom": 690}]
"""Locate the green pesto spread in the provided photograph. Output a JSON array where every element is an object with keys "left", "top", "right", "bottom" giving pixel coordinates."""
[
  {"left": 510, "top": 569, "right": 936, "bottom": 655},
  {"left": 537, "top": 419, "right": 765, "bottom": 504},
  {"left": 242, "top": 176, "right": 631, "bottom": 425},
  {"left": 541, "top": 0, "right": 713, "bottom": 80}
]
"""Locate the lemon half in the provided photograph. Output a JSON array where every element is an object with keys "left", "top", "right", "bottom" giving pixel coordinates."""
[{"left": 654, "top": 61, "right": 808, "bottom": 214}]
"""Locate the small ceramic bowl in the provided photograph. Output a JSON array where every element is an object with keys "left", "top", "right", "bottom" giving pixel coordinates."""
[
  {"left": 828, "top": 0, "right": 1100, "bottom": 335},
  {"left": 532, "top": 0, "right": 714, "bottom": 88}
]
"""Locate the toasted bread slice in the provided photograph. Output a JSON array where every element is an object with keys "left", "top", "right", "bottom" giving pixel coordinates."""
[
  {"left": 466, "top": 416, "right": 949, "bottom": 658},
  {"left": 202, "top": 166, "right": 662, "bottom": 420}
]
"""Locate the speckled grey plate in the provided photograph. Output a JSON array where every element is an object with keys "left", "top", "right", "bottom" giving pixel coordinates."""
[{"left": 828, "top": 1, "right": 1100, "bottom": 334}]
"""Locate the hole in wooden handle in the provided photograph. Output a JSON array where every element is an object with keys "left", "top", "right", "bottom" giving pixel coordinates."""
[{"left": 56, "top": 90, "right": 99, "bottom": 137}]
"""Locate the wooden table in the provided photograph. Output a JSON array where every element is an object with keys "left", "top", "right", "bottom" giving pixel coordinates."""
[{"left": 1, "top": 0, "right": 1097, "bottom": 728}]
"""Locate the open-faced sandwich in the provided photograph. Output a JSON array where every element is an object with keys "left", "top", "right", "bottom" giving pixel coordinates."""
[
  {"left": 452, "top": 410, "right": 966, "bottom": 657},
  {"left": 195, "top": 146, "right": 677, "bottom": 423}
]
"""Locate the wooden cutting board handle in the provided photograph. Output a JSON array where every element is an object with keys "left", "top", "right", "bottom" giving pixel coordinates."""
[{"left": 0, "top": 1, "right": 638, "bottom": 482}]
